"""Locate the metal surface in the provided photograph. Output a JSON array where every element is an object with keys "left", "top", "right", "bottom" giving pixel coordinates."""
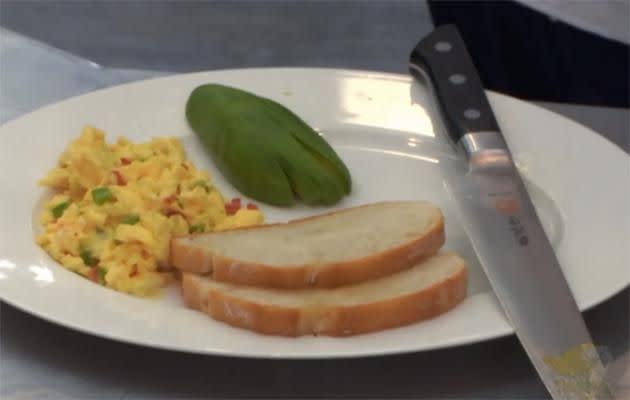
[
  {"left": 459, "top": 131, "right": 509, "bottom": 163},
  {"left": 447, "top": 153, "right": 613, "bottom": 399}
]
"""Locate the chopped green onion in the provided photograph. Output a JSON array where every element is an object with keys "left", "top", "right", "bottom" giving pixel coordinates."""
[
  {"left": 97, "top": 267, "right": 108, "bottom": 283},
  {"left": 51, "top": 201, "right": 71, "bottom": 218},
  {"left": 120, "top": 214, "right": 140, "bottom": 225},
  {"left": 193, "top": 180, "right": 211, "bottom": 192},
  {"left": 79, "top": 248, "right": 99, "bottom": 267},
  {"left": 95, "top": 227, "right": 108, "bottom": 239},
  {"left": 91, "top": 187, "right": 114, "bottom": 205},
  {"left": 189, "top": 223, "right": 206, "bottom": 234}
]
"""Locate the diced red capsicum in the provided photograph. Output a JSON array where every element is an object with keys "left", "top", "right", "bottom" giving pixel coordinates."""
[
  {"left": 225, "top": 197, "right": 242, "bottom": 215},
  {"left": 120, "top": 157, "right": 131, "bottom": 165},
  {"left": 163, "top": 194, "right": 177, "bottom": 203},
  {"left": 225, "top": 204, "right": 239, "bottom": 215},
  {"left": 113, "top": 170, "right": 127, "bottom": 186},
  {"left": 88, "top": 268, "right": 99, "bottom": 282},
  {"left": 164, "top": 207, "right": 187, "bottom": 219}
]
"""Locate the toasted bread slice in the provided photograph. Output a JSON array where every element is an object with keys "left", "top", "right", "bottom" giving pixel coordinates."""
[
  {"left": 170, "top": 201, "right": 445, "bottom": 289},
  {"left": 181, "top": 252, "right": 467, "bottom": 337}
]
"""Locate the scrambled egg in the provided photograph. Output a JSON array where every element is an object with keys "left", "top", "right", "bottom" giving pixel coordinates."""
[{"left": 36, "top": 126, "right": 263, "bottom": 297}]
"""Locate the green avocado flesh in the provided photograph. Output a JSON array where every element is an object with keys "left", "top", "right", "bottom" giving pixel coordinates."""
[{"left": 185, "top": 83, "right": 352, "bottom": 206}]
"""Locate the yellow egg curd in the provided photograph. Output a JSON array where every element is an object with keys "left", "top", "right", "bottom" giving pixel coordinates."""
[{"left": 36, "top": 126, "right": 264, "bottom": 297}]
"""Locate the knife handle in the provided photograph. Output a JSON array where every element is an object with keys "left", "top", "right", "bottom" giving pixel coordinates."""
[{"left": 409, "top": 24, "right": 500, "bottom": 144}]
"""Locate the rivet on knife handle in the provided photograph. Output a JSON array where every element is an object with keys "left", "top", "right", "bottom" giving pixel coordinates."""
[{"left": 409, "top": 24, "right": 504, "bottom": 155}]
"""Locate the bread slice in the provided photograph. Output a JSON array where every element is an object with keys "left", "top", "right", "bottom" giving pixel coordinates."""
[
  {"left": 181, "top": 252, "right": 467, "bottom": 337},
  {"left": 170, "top": 201, "right": 445, "bottom": 289}
]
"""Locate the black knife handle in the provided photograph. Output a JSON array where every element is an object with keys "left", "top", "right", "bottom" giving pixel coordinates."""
[{"left": 409, "top": 24, "right": 500, "bottom": 144}]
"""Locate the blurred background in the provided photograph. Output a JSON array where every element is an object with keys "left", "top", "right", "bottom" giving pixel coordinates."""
[
  {"left": 0, "top": 0, "right": 435, "bottom": 73},
  {"left": 2, "top": 0, "right": 628, "bottom": 107}
]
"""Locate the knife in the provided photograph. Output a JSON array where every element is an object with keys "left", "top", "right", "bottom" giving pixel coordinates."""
[{"left": 408, "top": 25, "right": 613, "bottom": 399}]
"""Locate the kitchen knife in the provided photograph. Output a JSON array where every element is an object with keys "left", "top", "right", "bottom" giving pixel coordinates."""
[{"left": 408, "top": 25, "right": 613, "bottom": 399}]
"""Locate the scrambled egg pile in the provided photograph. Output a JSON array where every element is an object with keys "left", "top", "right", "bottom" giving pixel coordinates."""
[{"left": 36, "top": 126, "right": 263, "bottom": 297}]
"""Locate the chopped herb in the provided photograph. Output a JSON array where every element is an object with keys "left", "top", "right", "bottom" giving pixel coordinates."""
[
  {"left": 79, "top": 248, "right": 99, "bottom": 267},
  {"left": 51, "top": 201, "right": 71, "bottom": 218},
  {"left": 120, "top": 214, "right": 140, "bottom": 225},
  {"left": 189, "top": 223, "right": 206, "bottom": 234},
  {"left": 91, "top": 187, "right": 114, "bottom": 205},
  {"left": 95, "top": 227, "right": 108, "bottom": 239},
  {"left": 193, "top": 180, "right": 211, "bottom": 192},
  {"left": 97, "top": 267, "right": 108, "bottom": 283}
]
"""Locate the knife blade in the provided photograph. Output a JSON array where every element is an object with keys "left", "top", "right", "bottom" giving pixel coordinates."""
[{"left": 408, "top": 25, "right": 613, "bottom": 399}]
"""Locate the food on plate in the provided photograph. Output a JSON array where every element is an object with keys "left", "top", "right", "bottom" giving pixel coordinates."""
[
  {"left": 170, "top": 201, "right": 445, "bottom": 289},
  {"left": 35, "top": 126, "right": 264, "bottom": 297},
  {"left": 185, "top": 83, "right": 352, "bottom": 206},
  {"left": 175, "top": 200, "right": 467, "bottom": 336},
  {"left": 181, "top": 252, "right": 467, "bottom": 337},
  {"left": 35, "top": 127, "right": 462, "bottom": 338}
]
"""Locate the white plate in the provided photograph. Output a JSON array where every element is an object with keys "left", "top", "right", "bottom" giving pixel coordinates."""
[{"left": 0, "top": 68, "right": 627, "bottom": 359}]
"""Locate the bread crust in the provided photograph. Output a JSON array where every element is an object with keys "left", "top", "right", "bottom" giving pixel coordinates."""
[
  {"left": 181, "top": 258, "right": 467, "bottom": 337},
  {"left": 171, "top": 201, "right": 445, "bottom": 289}
]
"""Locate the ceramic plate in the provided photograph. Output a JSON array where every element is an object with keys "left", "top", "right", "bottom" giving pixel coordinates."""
[{"left": 0, "top": 68, "right": 627, "bottom": 358}]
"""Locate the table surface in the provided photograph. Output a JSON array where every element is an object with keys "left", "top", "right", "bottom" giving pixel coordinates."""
[{"left": 1, "top": 2, "right": 628, "bottom": 399}]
